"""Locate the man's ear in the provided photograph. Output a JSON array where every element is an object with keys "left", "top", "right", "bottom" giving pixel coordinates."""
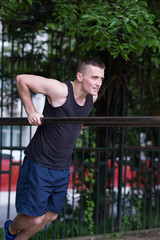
[{"left": 76, "top": 72, "right": 82, "bottom": 82}]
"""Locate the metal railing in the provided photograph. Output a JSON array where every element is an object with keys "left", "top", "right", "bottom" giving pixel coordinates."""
[{"left": 1, "top": 116, "right": 160, "bottom": 127}]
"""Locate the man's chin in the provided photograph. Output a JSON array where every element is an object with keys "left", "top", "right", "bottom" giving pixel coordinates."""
[{"left": 91, "top": 92, "right": 98, "bottom": 96}]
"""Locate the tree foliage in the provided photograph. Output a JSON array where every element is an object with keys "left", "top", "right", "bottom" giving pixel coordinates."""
[
  {"left": 54, "top": 0, "right": 160, "bottom": 60},
  {"left": 1, "top": 0, "right": 160, "bottom": 61}
]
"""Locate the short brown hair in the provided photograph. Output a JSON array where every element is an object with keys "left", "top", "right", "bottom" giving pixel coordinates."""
[{"left": 77, "top": 58, "right": 105, "bottom": 73}]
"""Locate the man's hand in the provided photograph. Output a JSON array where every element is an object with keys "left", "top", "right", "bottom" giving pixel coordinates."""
[{"left": 28, "top": 112, "right": 44, "bottom": 126}]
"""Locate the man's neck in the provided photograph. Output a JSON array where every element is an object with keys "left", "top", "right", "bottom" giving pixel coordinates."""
[{"left": 71, "top": 80, "right": 88, "bottom": 106}]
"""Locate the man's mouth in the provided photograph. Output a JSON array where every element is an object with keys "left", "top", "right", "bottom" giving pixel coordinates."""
[{"left": 93, "top": 87, "right": 99, "bottom": 92}]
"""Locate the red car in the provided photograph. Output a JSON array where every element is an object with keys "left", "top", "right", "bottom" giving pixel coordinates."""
[
  {"left": 1, "top": 154, "right": 157, "bottom": 192},
  {"left": 0, "top": 154, "right": 20, "bottom": 191}
]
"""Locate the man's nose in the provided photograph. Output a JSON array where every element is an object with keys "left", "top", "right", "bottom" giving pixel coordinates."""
[{"left": 96, "top": 78, "right": 102, "bottom": 86}]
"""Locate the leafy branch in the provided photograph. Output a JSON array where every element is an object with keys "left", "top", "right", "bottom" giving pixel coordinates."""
[{"left": 54, "top": 0, "right": 160, "bottom": 60}]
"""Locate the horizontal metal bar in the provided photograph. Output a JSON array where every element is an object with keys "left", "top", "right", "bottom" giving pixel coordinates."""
[{"left": 0, "top": 116, "right": 160, "bottom": 127}]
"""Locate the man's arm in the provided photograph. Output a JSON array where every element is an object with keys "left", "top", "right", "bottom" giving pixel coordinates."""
[{"left": 16, "top": 74, "right": 67, "bottom": 125}]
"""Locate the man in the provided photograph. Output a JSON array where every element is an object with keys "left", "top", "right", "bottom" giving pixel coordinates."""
[{"left": 4, "top": 58, "right": 105, "bottom": 240}]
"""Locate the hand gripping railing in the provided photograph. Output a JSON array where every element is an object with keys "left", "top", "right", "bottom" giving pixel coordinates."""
[{"left": 0, "top": 116, "right": 160, "bottom": 127}]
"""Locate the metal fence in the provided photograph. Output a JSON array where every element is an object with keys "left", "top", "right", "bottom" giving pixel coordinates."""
[{"left": 1, "top": 20, "right": 160, "bottom": 240}]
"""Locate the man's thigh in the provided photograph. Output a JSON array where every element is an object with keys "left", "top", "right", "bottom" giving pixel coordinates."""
[{"left": 16, "top": 157, "right": 70, "bottom": 216}]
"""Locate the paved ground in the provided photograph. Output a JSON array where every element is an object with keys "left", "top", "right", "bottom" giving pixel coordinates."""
[
  {"left": 99, "top": 230, "right": 160, "bottom": 240},
  {"left": 106, "top": 229, "right": 160, "bottom": 240},
  {"left": 64, "top": 229, "right": 160, "bottom": 240},
  {"left": 1, "top": 228, "right": 160, "bottom": 240}
]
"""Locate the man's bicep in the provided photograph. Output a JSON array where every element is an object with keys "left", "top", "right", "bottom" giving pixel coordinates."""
[
  {"left": 17, "top": 74, "right": 57, "bottom": 95},
  {"left": 16, "top": 74, "right": 68, "bottom": 103}
]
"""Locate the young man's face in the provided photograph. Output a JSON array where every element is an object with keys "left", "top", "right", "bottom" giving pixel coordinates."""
[{"left": 78, "top": 65, "right": 105, "bottom": 96}]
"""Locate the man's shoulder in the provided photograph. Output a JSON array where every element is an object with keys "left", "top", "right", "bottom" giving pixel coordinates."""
[
  {"left": 48, "top": 79, "right": 68, "bottom": 94},
  {"left": 47, "top": 80, "right": 68, "bottom": 107}
]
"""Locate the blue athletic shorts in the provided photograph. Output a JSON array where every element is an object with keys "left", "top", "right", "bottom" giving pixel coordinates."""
[{"left": 16, "top": 157, "right": 70, "bottom": 217}]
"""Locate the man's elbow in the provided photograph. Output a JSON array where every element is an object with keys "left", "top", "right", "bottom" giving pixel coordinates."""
[
  {"left": 16, "top": 75, "right": 22, "bottom": 84},
  {"left": 16, "top": 74, "right": 26, "bottom": 86},
  {"left": 16, "top": 75, "right": 26, "bottom": 91}
]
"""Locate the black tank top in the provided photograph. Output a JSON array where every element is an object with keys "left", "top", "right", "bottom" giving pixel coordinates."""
[{"left": 24, "top": 81, "right": 93, "bottom": 169}]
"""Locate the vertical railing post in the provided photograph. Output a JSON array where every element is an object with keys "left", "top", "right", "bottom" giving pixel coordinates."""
[
  {"left": 0, "top": 21, "right": 5, "bottom": 192},
  {"left": 117, "top": 129, "right": 124, "bottom": 231}
]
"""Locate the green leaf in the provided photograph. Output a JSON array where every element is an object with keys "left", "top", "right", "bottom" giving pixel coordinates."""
[
  {"left": 90, "top": 158, "right": 95, "bottom": 163},
  {"left": 26, "top": 0, "right": 33, "bottom": 4},
  {"left": 126, "top": 24, "right": 132, "bottom": 33},
  {"left": 109, "top": 20, "right": 120, "bottom": 28},
  {"left": 129, "top": 44, "right": 136, "bottom": 50},
  {"left": 158, "top": 44, "right": 160, "bottom": 52},
  {"left": 121, "top": 52, "right": 129, "bottom": 61},
  {"left": 138, "top": 1, "right": 148, "bottom": 8},
  {"left": 91, "top": 179, "right": 95, "bottom": 184},
  {"left": 152, "top": 45, "right": 157, "bottom": 53},
  {"left": 119, "top": 45, "right": 124, "bottom": 50},
  {"left": 123, "top": 18, "right": 129, "bottom": 24},
  {"left": 85, "top": 176, "right": 90, "bottom": 182},
  {"left": 130, "top": 20, "right": 137, "bottom": 28}
]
